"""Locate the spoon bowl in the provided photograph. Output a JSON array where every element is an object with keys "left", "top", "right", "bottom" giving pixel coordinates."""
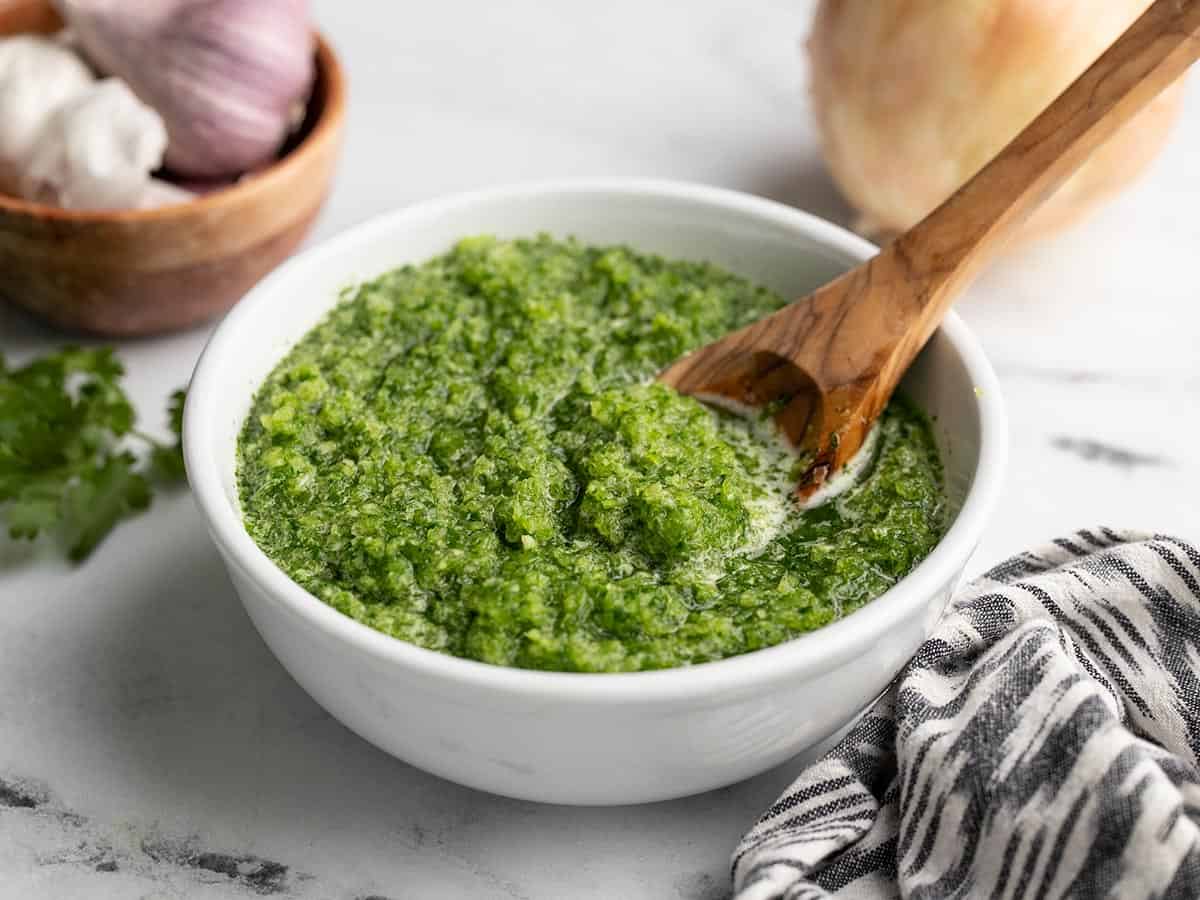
[{"left": 663, "top": 0, "right": 1200, "bottom": 498}]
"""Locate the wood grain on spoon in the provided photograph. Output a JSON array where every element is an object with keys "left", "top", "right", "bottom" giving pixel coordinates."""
[{"left": 660, "top": 0, "right": 1200, "bottom": 498}]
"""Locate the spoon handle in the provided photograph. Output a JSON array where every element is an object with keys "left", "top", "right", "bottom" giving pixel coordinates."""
[
  {"left": 660, "top": 0, "right": 1200, "bottom": 494},
  {"left": 887, "top": 0, "right": 1200, "bottom": 354}
]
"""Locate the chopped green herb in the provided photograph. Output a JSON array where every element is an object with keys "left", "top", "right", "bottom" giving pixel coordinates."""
[
  {"left": 238, "top": 236, "right": 946, "bottom": 672},
  {"left": 0, "top": 348, "right": 187, "bottom": 562},
  {"left": 146, "top": 390, "right": 188, "bottom": 482},
  {"left": 760, "top": 394, "right": 793, "bottom": 420}
]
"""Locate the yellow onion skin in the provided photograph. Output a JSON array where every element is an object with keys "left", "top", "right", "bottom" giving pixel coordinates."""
[{"left": 808, "top": 0, "right": 1185, "bottom": 242}]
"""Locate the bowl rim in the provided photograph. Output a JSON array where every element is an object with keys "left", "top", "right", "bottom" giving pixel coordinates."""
[
  {"left": 184, "top": 177, "right": 1008, "bottom": 705},
  {"left": 0, "top": 32, "right": 345, "bottom": 223}
]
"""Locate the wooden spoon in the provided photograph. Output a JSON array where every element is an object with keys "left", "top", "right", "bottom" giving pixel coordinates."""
[{"left": 660, "top": 0, "right": 1200, "bottom": 499}]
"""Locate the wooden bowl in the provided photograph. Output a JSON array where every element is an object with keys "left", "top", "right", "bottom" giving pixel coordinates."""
[{"left": 0, "top": 1, "right": 345, "bottom": 336}]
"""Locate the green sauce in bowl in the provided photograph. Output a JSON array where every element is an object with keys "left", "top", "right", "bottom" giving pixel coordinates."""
[{"left": 237, "top": 235, "right": 945, "bottom": 672}]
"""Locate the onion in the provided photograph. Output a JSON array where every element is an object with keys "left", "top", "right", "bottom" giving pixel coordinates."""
[{"left": 807, "top": 0, "right": 1184, "bottom": 242}]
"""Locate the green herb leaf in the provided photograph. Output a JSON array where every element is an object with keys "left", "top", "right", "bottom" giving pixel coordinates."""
[
  {"left": 0, "top": 347, "right": 187, "bottom": 562},
  {"left": 61, "top": 453, "right": 152, "bottom": 562},
  {"left": 4, "top": 477, "right": 65, "bottom": 541},
  {"left": 148, "top": 390, "right": 187, "bottom": 482}
]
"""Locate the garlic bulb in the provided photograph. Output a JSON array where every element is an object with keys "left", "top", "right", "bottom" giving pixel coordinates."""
[
  {"left": 0, "top": 35, "right": 186, "bottom": 210},
  {"left": 55, "top": 0, "right": 314, "bottom": 179},
  {"left": 136, "top": 178, "right": 197, "bottom": 209},
  {"left": 0, "top": 35, "right": 93, "bottom": 197},
  {"left": 23, "top": 78, "right": 169, "bottom": 210},
  {"left": 807, "top": 0, "right": 1184, "bottom": 242}
]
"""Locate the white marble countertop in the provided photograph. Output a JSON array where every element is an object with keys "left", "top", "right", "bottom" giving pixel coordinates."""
[{"left": 3, "top": 2, "right": 1199, "bottom": 897}]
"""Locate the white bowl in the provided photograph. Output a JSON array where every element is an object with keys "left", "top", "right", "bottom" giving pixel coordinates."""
[{"left": 185, "top": 179, "right": 1006, "bottom": 805}]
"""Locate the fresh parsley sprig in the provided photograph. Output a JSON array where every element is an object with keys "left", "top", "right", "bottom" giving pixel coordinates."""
[{"left": 0, "top": 347, "right": 186, "bottom": 562}]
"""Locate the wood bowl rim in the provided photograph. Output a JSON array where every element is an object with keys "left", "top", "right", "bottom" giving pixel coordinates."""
[{"left": 0, "top": 30, "right": 346, "bottom": 224}]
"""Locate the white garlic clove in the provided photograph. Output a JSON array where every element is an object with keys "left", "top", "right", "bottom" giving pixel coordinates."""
[
  {"left": 23, "top": 78, "right": 168, "bottom": 210},
  {"left": 137, "top": 177, "right": 196, "bottom": 209},
  {"left": 0, "top": 35, "right": 95, "bottom": 197},
  {"left": 55, "top": 0, "right": 315, "bottom": 180}
]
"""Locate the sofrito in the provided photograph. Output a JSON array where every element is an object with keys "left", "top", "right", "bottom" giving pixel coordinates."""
[{"left": 237, "top": 236, "right": 945, "bottom": 672}]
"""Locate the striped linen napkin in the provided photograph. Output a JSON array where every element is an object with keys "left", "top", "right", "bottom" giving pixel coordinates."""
[{"left": 733, "top": 529, "right": 1200, "bottom": 899}]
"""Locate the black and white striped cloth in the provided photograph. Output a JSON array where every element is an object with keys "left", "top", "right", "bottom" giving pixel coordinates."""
[{"left": 733, "top": 530, "right": 1200, "bottom": 899}]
